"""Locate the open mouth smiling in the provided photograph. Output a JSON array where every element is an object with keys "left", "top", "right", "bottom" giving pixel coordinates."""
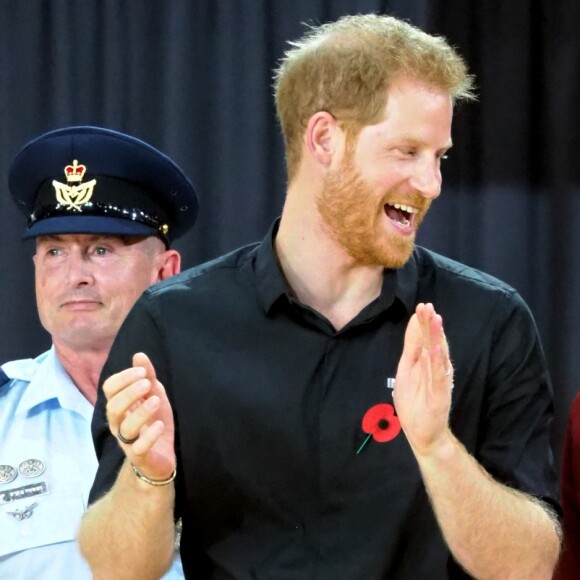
[{"left": 384, "top": 203, "right": 418, "bottom": 229}]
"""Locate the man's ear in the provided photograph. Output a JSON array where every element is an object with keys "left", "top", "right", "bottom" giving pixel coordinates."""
[
  {"left": 157, "top": 249, "right": 181, "bottom": 280},
  {"left": 304, "top": 111, "right": 340, "bottom": 167}
]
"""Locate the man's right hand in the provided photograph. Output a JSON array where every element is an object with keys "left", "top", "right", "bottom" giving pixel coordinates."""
[{"left": 103, "top": 352, "right": 176, "bottom": 481}]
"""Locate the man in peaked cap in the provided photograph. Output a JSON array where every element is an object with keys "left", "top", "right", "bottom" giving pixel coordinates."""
[{"left": 0, "top": 126, "right": 197, "bottom": 578}]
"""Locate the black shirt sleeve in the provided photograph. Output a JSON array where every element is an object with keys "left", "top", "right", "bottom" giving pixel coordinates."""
[
  {"left": 89, "top": 292, "right": 173, "bottom": 504},
  {"left": 477, "top": 290, "right": 560, "bottom": 512}
]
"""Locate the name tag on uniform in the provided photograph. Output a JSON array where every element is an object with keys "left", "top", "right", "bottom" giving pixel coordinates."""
[{"left": 0, "top": 482, "right": 49, "bottom": 506}]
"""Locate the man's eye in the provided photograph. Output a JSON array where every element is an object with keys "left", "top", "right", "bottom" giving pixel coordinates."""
[
  {"left": 94, "top": 247, "right": 109, "bottom": 256},
  {"left": 47, "top": 248, "right": 61, "bottom": 257},
  {"left": 398, "top": 148, "right": 416, "bottom": 157}
]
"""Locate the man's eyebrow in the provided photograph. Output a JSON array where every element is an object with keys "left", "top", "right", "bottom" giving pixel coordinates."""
[{"left": 393, "top": 135, "right": 454, "bottom": 151}]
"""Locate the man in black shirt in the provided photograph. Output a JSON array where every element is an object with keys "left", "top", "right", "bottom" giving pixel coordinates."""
[{"left": 79, "top": 14, "right": 561, "bottom": 579}]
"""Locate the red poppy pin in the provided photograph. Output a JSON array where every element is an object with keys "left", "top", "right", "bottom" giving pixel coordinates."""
[{"left": 356, "top": 403, "right": 401, "bottom": 455}]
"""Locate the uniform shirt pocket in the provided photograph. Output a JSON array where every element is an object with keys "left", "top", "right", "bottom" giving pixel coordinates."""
[{"left": 0, "top": 484, "right": 85, "bottom": 557}]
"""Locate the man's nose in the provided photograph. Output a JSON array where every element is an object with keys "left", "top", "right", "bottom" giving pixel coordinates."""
[
  {"left": 65, "top": 251, "right": 94, "bottom": 286},
  {"left": 409, "top": 157, "right": 442, "bottom": 200}
]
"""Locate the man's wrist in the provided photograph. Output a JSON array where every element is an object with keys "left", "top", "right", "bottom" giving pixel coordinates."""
[
  {"left": 130, "top": 464, "right": 176, "bottom": 486},
  {"left": 410, "top": 428, "right": 458, "bottom": 462}
]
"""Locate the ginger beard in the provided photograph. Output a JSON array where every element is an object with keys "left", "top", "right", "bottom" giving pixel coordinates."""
[{"left": 316, "top": 148, "right": 431, "bottom": 269}]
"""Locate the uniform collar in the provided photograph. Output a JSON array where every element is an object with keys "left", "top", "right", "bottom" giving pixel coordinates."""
[
  {"left": 254, "top": 219, "right": 418, "bottom": 317},
  {"left": 5, "top": 347, "right": 93, "bottom": 419}
]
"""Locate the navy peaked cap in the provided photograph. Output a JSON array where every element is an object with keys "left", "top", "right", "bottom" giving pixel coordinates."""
[{"left": 9, "top": 126, "right": 199, "bottom": 245}]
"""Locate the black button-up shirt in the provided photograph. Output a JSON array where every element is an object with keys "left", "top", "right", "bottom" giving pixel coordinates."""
[{"left": 91, "top": 223, "right": 559, "bottom": 579}]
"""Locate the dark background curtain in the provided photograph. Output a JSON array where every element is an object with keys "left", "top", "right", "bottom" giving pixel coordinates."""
[{"left": 1, "top": 1, "right": 578, "bottom": 467}]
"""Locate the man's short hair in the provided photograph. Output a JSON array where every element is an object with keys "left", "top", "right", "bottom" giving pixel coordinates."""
[{"left": 273, "top": 14, "right": 475, "bottom": 181}]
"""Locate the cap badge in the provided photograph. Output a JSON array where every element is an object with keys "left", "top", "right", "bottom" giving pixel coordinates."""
[{"left": 52, "top": 159, "right": 97, "bottom": 211}]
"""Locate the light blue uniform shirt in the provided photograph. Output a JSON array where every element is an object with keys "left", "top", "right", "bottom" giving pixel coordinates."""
[{"left": 0, "top": 348, "right": 183, "bottom": 579}]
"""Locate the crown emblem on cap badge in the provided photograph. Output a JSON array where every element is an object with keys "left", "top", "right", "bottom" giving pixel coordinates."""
[
  {"left": 52, "top": 160, "right": 97, "bottom": 211},
  {"left": 64, "top": 159, "right": 87, "bottom": 182}
]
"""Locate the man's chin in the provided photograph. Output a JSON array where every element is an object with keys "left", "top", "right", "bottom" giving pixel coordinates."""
[
  {"left": 382, "top": 254, "right": 413, "bottom": 269},
  {"left": 379, "top": 238, "right": 415, "bottom": 269},
  {"left": 353, "top": 246, "right": 414, "bottom": 269}
]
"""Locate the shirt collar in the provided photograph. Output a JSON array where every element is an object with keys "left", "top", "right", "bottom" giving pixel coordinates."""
[
  {"left": 9, "top": 347, "right": 93, "bottom": 419},
  {"left": 393, "top": 247, "right": 419, "bottom": 314},
  {"left": 254, "top": 219, "right": 290, "bottom": 313},
  {"left": 254, "top": 219, "right": 419, "bottom": 318}
]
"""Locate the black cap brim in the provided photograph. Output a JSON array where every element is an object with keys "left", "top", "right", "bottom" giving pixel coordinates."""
[{"left": 22, "top": 215, "right": 158, "bottom": 240}]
